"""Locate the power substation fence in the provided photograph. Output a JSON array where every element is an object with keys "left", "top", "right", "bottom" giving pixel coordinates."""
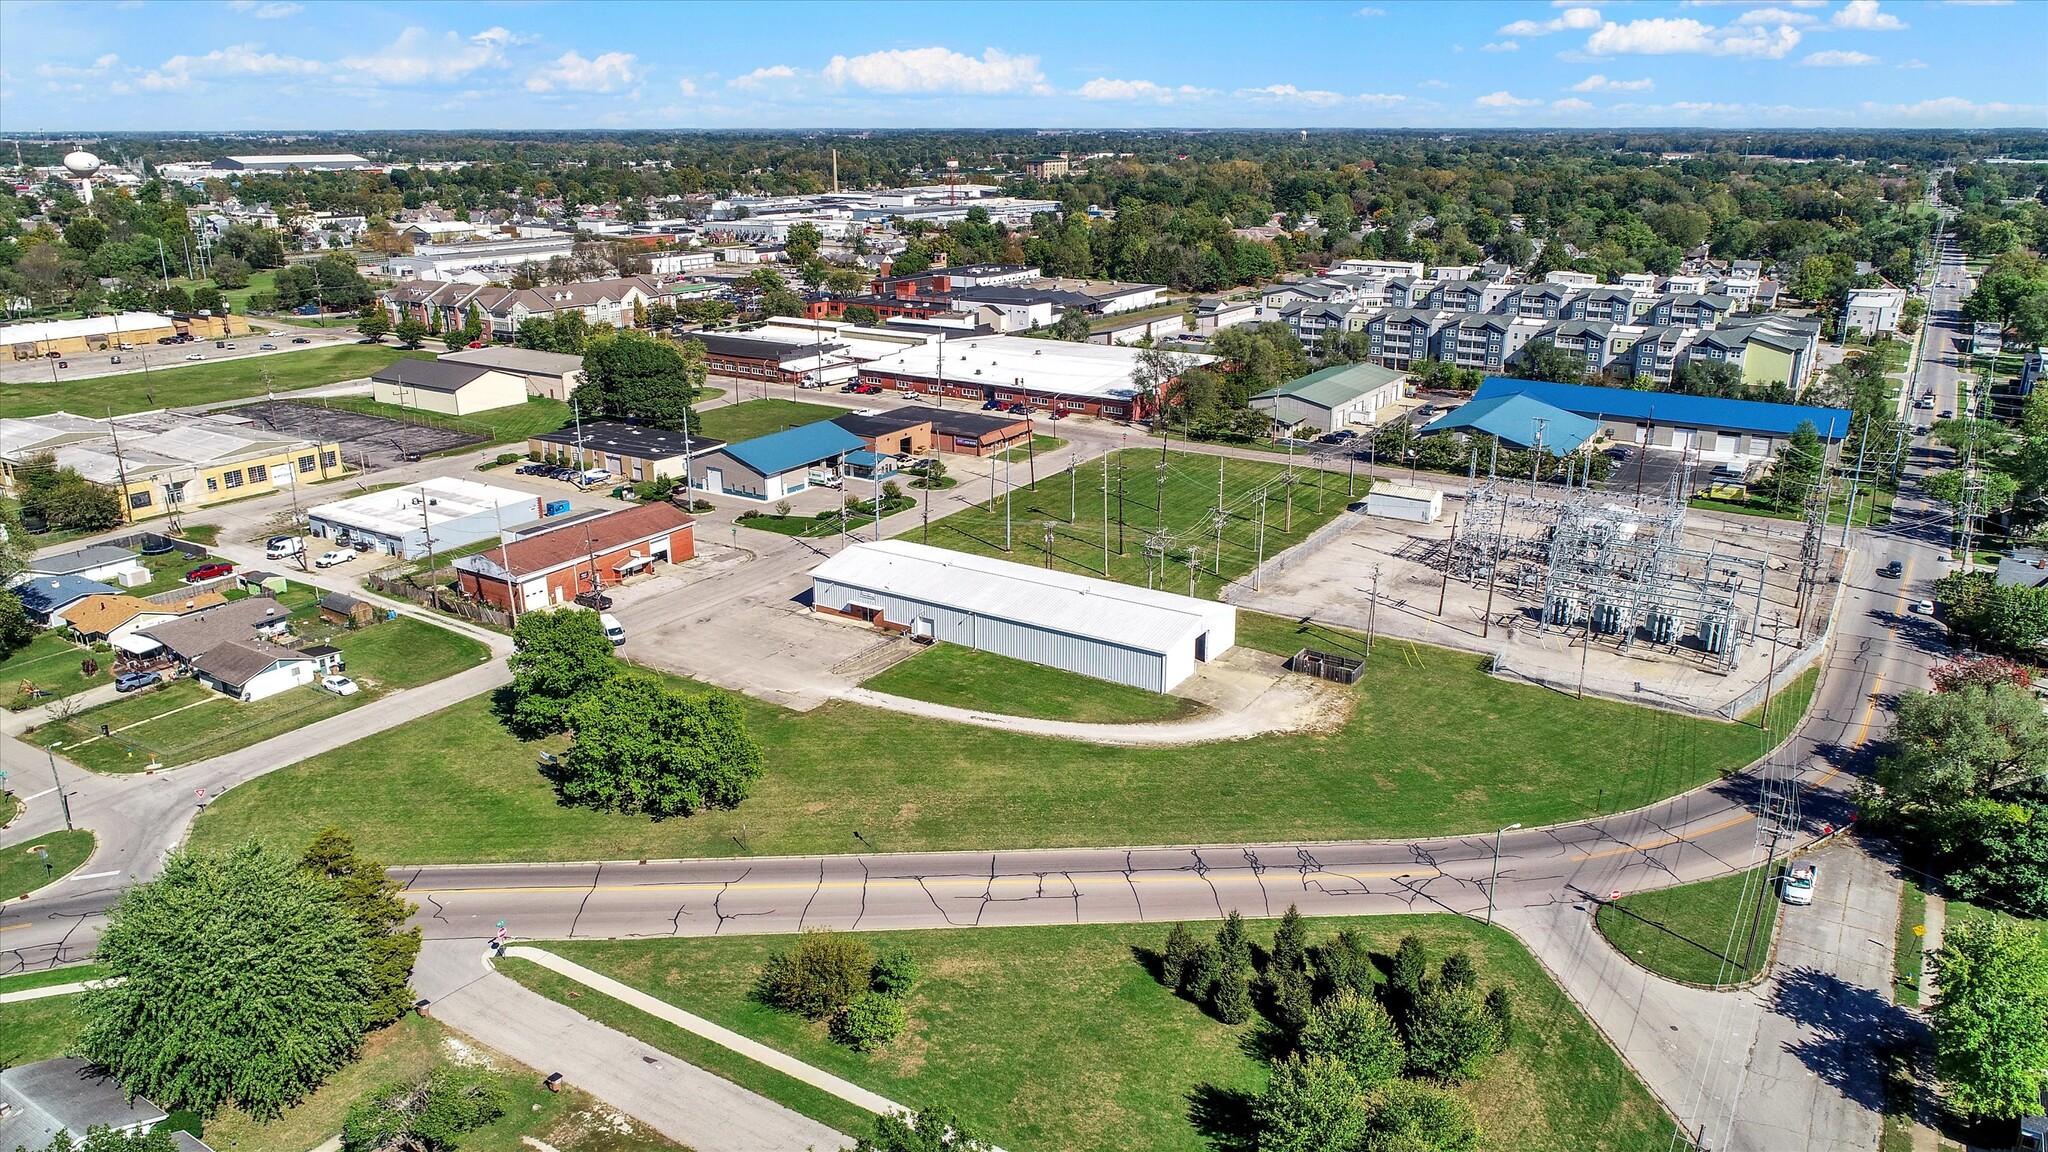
[{"left": 1218, "top": 488, "right": 1361, "bottom": 604}]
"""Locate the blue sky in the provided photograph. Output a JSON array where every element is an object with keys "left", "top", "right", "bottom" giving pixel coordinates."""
[{"left": 1, "top": 0, "right": 2042, "bottom": 131}]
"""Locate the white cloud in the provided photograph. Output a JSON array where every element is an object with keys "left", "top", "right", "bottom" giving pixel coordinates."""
[
  {"left": 469, "top": 27, "right": 536, "bottom": 48},
  {"left": 728, "top": 65, "right": 796, "bottom": 90},
  {"left": 1077, "top": 77, "right": 1215, "bottom": 102},
  {"left": 1584, "top": 17, "right": 1801, "bottom": 58},
  {"left": 1897, "top": 58, "right": 1928, "bottom": 68},
  {"left": 37, "top": 54, "right": 120, "bottom": 79},
  {"left": 1355, "top": 5, "right": 1387, "bottom": 14},
  {"left": 137, "top": 43, "right": 320, "bottom": 90},
  {"left": 1552, "top": 97, "right": 1595, "bottom": 111},
  {"left": 1418, "top": 79, "right": 1452, "bottom": 89},
  {"left": 1864, "top": 96, "right": 2047, "bottom": 121},
  {"left": 822, "top": 46, "right": 1045, "bottom": 95},
  {"left": 1570, "top": 73, "right": 1654, "bottom": 91},
  {"left": 1476, "top": 90, "right": 1544, "bottom": 108},
  {"left": 1733, "top": 6, "right": 1818, "bottom": 24},
  {"left": 1483, "top": 41, "right": 1520, "bottom": 51},
  {"left": 1235, "top": 84, "right": 1350, "bottom": 107},
  {"left": 1834, "top": 0, "right": 1907, "bottom": 29},
  {"left": 227, "top": 1, "right": 304, "bottom": 17},
  {"left": 525, "top": 51, "right": 639, "bottom": 93},
  {"left": 338, "top": 27, "right": 510, "bottom": 86},
  {"left": 1499, "top": 6, "right": 1603, "bottom": 35},
  {"left": 676, "top": 77, "right": 698, "bottom": 96},
  {"left": 1801, "top": 49, "right": 1879, "bottom": 66}
]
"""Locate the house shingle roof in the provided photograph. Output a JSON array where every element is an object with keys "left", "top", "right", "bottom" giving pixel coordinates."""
[{"left": 193, "top": 638, "right": 312, "bottom": 689}]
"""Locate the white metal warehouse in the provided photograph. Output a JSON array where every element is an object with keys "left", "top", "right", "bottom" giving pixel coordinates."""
[{"left": 810, "top": 540, "right": 1236, "bottom": 692}]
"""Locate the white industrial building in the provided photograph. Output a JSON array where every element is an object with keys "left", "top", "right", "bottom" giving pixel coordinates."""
[
  {"left": 1364, "top": 482, "right": 1443, "bottom": 523},
  {"left": 811, "top": 540, "right": 1236, "bottom": 692},
  {"left": 307, "top": 478, "right": 540, "bottom": 559}
]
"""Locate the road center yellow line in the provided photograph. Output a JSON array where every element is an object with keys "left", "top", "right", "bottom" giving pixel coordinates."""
[{"left": 411, "top": 870, "right": 1416, "bottom": 897}]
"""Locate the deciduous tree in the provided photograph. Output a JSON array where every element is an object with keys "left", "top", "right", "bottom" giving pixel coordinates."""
[
  {"left": 1297, "top": 990, "right": 1406, "bottom": 1090},
  {"left": 505, "top": 607, "right": 617, "bottom": 737},
  {"left": 302, "top": 827, "right": 421, "bottom": 1026},
  {"left": 1253, "top": 1054, "right": 1367, "bottom": 1152},
  {"left": 557, "top": 677, "right": 763, "bottom": 819},
  {"left": 1931, "top": 918, "right": 2048, "bottom": 1118}
]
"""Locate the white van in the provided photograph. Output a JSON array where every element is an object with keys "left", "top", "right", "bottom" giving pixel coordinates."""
[
  {"left": 265, "top": 536, "right": 306, "bottom": 560},
  {"left": 600, "top": 613, "right": 626, "bottom": 647}
]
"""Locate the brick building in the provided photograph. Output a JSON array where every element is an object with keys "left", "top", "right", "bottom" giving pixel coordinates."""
[{"left": 453, "top": 503, "right": 695, "bottom": 613}]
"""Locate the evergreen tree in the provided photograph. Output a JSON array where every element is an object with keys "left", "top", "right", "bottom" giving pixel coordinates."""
[
  {"left": 1160, "top": 923, "right": 1200, "bottom": 989},
  {"left": 1404, "top": 985, "right": 1503, "bottom": 1083},
  {"left": 1297, "top": 989, "right": 1406, "bottom": 1090},
  {"left": 1438, "top": 951, "right": 1476, "bottom": 993}
]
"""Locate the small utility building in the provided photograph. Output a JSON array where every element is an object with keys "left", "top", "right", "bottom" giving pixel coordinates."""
[
  {"left": 370, "top": 359, "right": 529, "bottom": 417},
  {"left": 1250, "top": 362, "right": 1407, "bottom": 434},
  {"left": 811, "top": 540, "right": 1236, "bottom": 692},
  {"left": 690, "top": 421, "right": 866, "bottom": 501}
]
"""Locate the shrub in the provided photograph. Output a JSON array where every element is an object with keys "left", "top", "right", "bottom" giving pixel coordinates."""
[
  {"left": 342, "top": 1066, "right": 510, "bottom": 1152},
  {"left": 870, "top": 945, "right": 919, "bottom": 999},
  {"left": 774, "top": 500, "right": 792, "bottom": 517},
  {"left": 1160, "top": 923, "right": 1200, "bottom": 989},
  {"left": 1482, "top": 986, "right": 1515, "bottom": 1053},
  {"left": 831, "top": 991, "right": 907, "bottom": 1052},
  {"left": 1359, "top": 1080, "right": 1480, "bottom": 1152},
  {"left": 1438, "top": 951, "right": 1476, "bottom": 993},
  {"left": 1253, "top": 1054, "right": 1367, "bottom": 1152},
  {"left": 1404, "top": 985, "right": 1502, "bottom": 1083},
  {"left": 757, "top": 929, "right": 874, "bottom": 1020},
  {"left": 1298, "top": 989, "right": 1406, "bottom": 1090},
  {"left": 494, "top": 452, "right": 522, "bottom": 467}
]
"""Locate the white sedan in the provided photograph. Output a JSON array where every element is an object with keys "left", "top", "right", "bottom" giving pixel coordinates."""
[
  {"left": 314, "top": 549, "right": 354, "bottom": 568},
  {"left": 1911, "top": 599, "right": 1935, "bottom": 615},
  {"left": 320, "top": 674, "right": 359, "bottom": 696},
  {"left": 183, "top": 353, "right": 204, "bottom": 361}
]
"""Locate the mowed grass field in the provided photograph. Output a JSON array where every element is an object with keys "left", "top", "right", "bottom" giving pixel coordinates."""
[
  {"left": 862, "top": 643, "right": 1203, "bottom": 723},
  {"left": 506, "top": 916, "right": 1674, "bottom": 1152},
  {"left": 1595, "top": 864, "right": 1782, "bottom": 986},
  {"left": 1, "top": 345, "right": 438, "bottom": 417},
  {"left": 0, "top": 829, "right": 97, "bottom": 901},
  {"left": 930, "top": 448, "right": 1356, "bottom": 599},
  {"left": 691, "top": 398, "right": 847, "bottom": 444},
  {"left": 190, "top": 612, "right": 1815, "bottom": 864},
  {"left": 320, "top": 395, "right": 574, "bottom": 446},
  {"left": 2, "top": 632, "right": 111, "bottom": 704},
  {"left": 27, "top": 617, "right": 486, "bottom": 773}
]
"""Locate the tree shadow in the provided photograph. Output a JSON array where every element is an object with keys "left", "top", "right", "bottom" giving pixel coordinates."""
[
  {"left": 1186, "top": 1083, "right": 1258, "bottom": 1152},
  {"left": 1770, "top": 965, "right": 1914, "bottom": 1113},
  {"left": 1236, "top": 1016, "right": 1293, "bottom": 1065},
  {"left": 1129, "top": 943, "right": 1166, "bottom": 986}
]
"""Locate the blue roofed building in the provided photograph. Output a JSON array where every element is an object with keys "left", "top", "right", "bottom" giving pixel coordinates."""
[
  {"left": 1421, "top": 394, "right": 1601, "bottom": 453},
  {"left": 689, "top": 420, "right": 868, "bottom": 501},
  {"left": 1471, "top": 377, "right": 1852, "bottom": 463},
  {"left": 11, "top": 574, "right": 120, "bottom": 626}
]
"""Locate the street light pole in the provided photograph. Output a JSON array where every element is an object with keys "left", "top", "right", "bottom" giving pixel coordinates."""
[
  {"left": 1486, "top": 822, "right": 1521, "bottom": 926},
  {"left": 45, "top": 743, "right": 73, "bottom": 831}
]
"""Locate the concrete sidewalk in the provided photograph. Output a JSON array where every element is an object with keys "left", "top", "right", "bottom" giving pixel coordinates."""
[{"left": 413, "top": 941, "right": 846, "bottom": 1152}]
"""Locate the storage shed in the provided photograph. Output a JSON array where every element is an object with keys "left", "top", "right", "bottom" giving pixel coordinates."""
[
  {"left": 1364, "top": 482, "right": 1444, "bottom": 523},
  {"left": 811, "top": 539, "right": 1235, "bottom": 692}
]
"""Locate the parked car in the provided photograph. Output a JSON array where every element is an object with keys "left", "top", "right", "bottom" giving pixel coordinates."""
[
  {"left": 265, "top": 537, "right": 306, "bottom": 560},
  {"left": 55, "top": 360, "right": 67, "bottom": 369},
  {"left": 320, "top": 674, "right": 360, "bottom": 696},
  {"left": 315, "top": 549, "right": 354, "bottom": 569},
  {"left": 1911, "top": 599, "right": 1935, "bottom": 615},
  {"left": 1781, "top": 862, "right": 1817, "bottom": 906},
  {"left": 114, "top": 670, "right": 162, "bottom": 694},
  {"left": 185, "top": 561, "right": 234, "bottom": 582},
  {"left": 575, "top": 590, "right": 613, "bottom": 611},
  {"left": 1879, "top": 560, "right": 1903, "bottom": 578},
  {"left": 1048, "top": 409, "right": 1068, "bottom": 420},
  {"left": 259, "top": 342, "right": 277, "bottom": 350},
  {"left": 600, "top": 612, "right": 627, "bottom": 647},
  {"left": 1007, "top": 403, "right": 1031, "bottom": 414},
  {"left": 224, "top": 343, "right": 237, "bottom": 350},
  {"left": 982, "top": 398, "right": 1006, "bottom": 410},
  {"left": 291, "top": 336, "right": 311, "bottom": 344}
]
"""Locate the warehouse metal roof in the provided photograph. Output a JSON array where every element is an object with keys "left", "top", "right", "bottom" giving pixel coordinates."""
[
  {"left": 1251, "top": 362, "right": 1407, "bottom": 410},
  {"left": 718, "top": 421, "right": 866, "bottom": 476},
  {"left": 1421, "top": 394, "right": 1601, "bottom": 453},
  {"left": 1474, "top": 378, "right": 1851, "bottom": 440},
  {"left": 811, "top": 540, "right": 1234, "bottom": 657}
]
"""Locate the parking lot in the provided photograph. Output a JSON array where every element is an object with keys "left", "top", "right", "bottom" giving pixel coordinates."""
[
  {"left": 0, "top": 325, "right": 357, "bottom": 384},
  {"left": 227, "top": 400, "right": 486, "bottom": 472}
]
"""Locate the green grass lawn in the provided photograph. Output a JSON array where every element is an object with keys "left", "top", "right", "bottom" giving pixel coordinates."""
[
  {"left": 1594, "top": 865, "right": 1782, "bottom": 986},
  {"left": 932, "top": 448, "right": 1351, "bottom": 600},
  {"left": 691, "top": 398, "right": 845, "bottom": 444},
  {"left": 25, "top": 617, "right": 485, "bottom": 772},
  {"left": 319, "top": 395, "right": 573, "bottom": 447},
  {"left": 739, "top": 497, "right": 916, "bottom": 539},
  {"left": 0, "top": 993, "right": 86, "bottom": 1067},
  {"left": 1689, "top": 485, "right": 1894, "bottom": 529},
  {"left": 0, "top": 829, "right": 97, "bottom": 901},
  {"left": 508, "top": 916, "right": 1673, "bottom": 1152},
  {"left": 186, "top": 1013, "right": 685, "bottom": 1152},
  {"left": 2, "top": 345, "right": 440, "bottom": 418},
  {"left": 998, "top": 433, "right": 1067, "bottom": 463},
  {"left": 176, "top": 524, "right": 223, "bottom": 546},
  {"left": 0, "top": 964, "right": 110, "bottom": 996},
  {"left": 2, "top": 633, "right": 111, "bottom": 706},
  {"left": 169, "top": 269, "right": 276, "bottom": 314},
  {"left": 129, "top": 548, "right": 229, "bottom": 596},
  {"left": 1893, "top": 871, "right": 1930, "bottom": 1006},
  {"left": 190, "top": 612, "right": 1814, "bottom": 865},
  {"left": 863, "top": 643, "right": 1204, "bottom": 723}
]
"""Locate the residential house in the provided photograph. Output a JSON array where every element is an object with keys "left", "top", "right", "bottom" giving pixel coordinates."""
[{"left": 190, "top": 639, "right": 320, "bottom": 702}]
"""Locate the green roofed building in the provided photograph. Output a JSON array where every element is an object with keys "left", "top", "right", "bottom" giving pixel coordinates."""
[{"left": 1248, "top": 361, "right": 1408, "bottom": 434}]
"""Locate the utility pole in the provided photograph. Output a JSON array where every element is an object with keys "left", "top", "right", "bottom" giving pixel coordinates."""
[
  {"left": 1116, "top": 459, "right": 1126, "bottom": 555},
  {"left": 420, "top": 496, "right": 442, "bottom": 610},
  {"left": 1069, "top": 451, "right": 1076, "bottom": 521},
  {"left": 1366, "top": 564, "right": 1381, "bottom": 657},
  {"left": 1004, "top": 448, "right": 1013, "bottom": 552},
  {"left": 1255, "top": 493, "right": 1268, "bottom": 590},
  {"left": 1102, "top": 452, "right": 1110, "bottom": 571},
  {"left": 1761, "top": 613, "right": 1783, "bottom": 732},
  {"left": 1437, "top": 513, "right": 1457, "bottom": 617}
]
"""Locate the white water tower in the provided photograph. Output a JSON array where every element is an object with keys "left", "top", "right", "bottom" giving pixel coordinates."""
[{"left": 62, "top": 149, "right": 101, "bottom": 203}]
